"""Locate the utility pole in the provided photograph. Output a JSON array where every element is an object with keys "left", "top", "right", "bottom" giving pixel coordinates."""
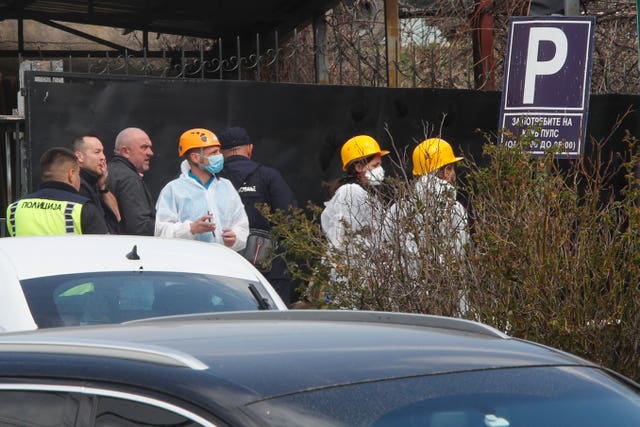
[
  {"left": 564, "top": 0, "right": 580, "bottom": 16},
  {"left": 471, "top": 0, "right": 495, "bottom": 90},
  {"left": 637, "top": 0, "right": 640, "bottom": 72},
  {"left": 384, "top": 0, "right": 399, "bottom": 87},
  {"left": 313, "top": 14, "right": 329, "bottom": 85}
]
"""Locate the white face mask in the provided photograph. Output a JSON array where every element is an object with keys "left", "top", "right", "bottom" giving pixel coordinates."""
[{"left": 365, "top": 165, "right": 385, "bottom": 186}]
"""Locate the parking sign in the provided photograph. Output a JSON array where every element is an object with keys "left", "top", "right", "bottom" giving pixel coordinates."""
[{"left": 498, "top": 17, "right": 596, "bottom": 158}]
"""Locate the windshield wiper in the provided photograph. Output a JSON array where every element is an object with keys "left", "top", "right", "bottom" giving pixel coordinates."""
[{"left": 248, "top": 284, "right": 271, "bottom": 310}]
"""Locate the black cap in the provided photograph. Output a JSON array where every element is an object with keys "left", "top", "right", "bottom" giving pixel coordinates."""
[{"left": 218, "top": 127, "right": 251, "bottom": 149}]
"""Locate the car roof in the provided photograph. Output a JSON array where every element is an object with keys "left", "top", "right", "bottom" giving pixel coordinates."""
[
  {"left": 0, "top": 235, "right": 261, "bottom": 280},
  {"left": 0, "top": 310, "right": 594, "bottom": 407}
]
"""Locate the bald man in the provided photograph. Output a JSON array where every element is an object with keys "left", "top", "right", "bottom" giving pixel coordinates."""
[
  {"left": 73, "top": 134, "right": 121, "bottom": 234},
  {"left": 106, "top": 127, "right": 156, "bottom": 235},
  {"left": 6, "top": 147, "right": 108, "bottom": 236}
]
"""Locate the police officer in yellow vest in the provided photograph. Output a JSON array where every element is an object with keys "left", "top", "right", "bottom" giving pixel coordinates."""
[{"left": 6, "top": 147, "right": 109, "bottom": 236}]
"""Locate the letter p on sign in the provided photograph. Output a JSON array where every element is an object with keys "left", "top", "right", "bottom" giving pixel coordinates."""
[
  {"left": 523, "top": 28, "right": 568, "bottom": 104},
  {"left": 501, "top": 17, "right": 595, "bottom": 111}
]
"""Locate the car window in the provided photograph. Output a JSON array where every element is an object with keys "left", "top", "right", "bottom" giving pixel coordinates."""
[
  {"left": 0, "top": 389, "right": 207, "bottom": 427},
  {"left": 20, "top": 271, "right": 275, "bottom": 328},
  {"left": 0, "top": 390, "right": 87, "bottom": 426},
  {"left": 96, "top": 396, "right": 202, "bottom": 427},
  {"left": 245, "top": 366, "right": 640, "bottom": 427}
]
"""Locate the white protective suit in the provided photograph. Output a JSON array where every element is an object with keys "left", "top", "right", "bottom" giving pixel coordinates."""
[
  {"left": 320, "top": 182, "right": 374, "bottom": 250},
  {"left": 386, "top": 173, "right": 468, "bottom": 256},
  {"left": 155, "top": 160, "right": 249, "bottom": 252},
  {"left": 384, "top": 172, "right": 469, "bottom": 315},
  {"left": 415, "top": 173, "right": 467, "bottom": 253}
]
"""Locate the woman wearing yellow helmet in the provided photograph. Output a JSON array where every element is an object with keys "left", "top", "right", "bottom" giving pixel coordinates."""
[
  {"left": 385, "top": 137, "right": 468, "bottom": 259},
  {"left": 320, "top": 135, "right": 389, "bottom": 250},
  {"left": 411, "top": 137, "right": 463, "bottom": 184}
]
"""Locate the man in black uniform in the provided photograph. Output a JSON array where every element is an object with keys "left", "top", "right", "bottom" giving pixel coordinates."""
[
  {"left": 6, "top": 147, "right": 108, "bottom": 236},
  {"left": 218, "top": 127, "right": 298, "bottom": 306}
]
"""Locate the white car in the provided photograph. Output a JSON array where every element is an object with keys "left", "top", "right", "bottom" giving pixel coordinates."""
[{"left": 0, "top": 235, "right": 287, "bottom": 332}]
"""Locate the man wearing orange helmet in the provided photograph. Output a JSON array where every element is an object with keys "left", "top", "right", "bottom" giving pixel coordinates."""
[
  {"left": 320, "top": 134, "right": 389, "bottom": 250},
  {"left": 154, "top": 128, "right": 249, "bottom": 251}
]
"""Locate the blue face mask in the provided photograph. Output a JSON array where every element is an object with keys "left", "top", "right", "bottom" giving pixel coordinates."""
[{"left": 202, "top": 154, "right": 224, "bottom": 175}]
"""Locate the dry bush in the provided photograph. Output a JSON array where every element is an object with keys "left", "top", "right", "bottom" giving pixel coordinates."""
[
  {"left": 265, "top": 126, "right": 640, "bottom": 380},
  {"left": 466, "top": 130, "right": 640, "bottom": 380}
]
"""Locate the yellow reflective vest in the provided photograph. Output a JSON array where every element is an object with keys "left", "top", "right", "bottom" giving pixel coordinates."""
[{"left": 6, "top": 198, "right": 83, "bottom": 236}]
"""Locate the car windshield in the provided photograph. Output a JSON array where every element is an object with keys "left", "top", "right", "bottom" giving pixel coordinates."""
[
  {"left": 20, "top": 271, "right": 275, "bottom": 328},
  {"left": 245, "top": 366, "right": 640, "bottom": 427}
]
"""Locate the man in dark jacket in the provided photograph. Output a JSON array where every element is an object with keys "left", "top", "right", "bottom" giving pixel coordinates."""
[
  {"left": 218, "top": 127, "right": 298, "bottom": 305},
  {"left": 6, "top": 147, "right": 108, "bottom": 236},
  {"left": 106, "top": 127, "right": 156, "bottom": 236},
  {"left": 73, "top": 134, "right": 121, "bottom": 234}
]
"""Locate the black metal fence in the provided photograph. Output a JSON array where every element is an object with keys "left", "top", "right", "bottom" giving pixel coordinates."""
[
  {"left": 12, "top": 23, "right": 640, "bottom": 96},
  {"left": 0, "top": 0, "right": 638, "bottom": 94}
]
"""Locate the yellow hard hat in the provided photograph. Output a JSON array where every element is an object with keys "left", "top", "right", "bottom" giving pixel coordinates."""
[
  {"left": 178, "top": 128, "right": 220, "bottom": 156},
  {"left": 340, "top": 135, "right": 389, "bottom": 171},
  {"left": 412, "top": 138, "right": 463, "bottom": 175}
]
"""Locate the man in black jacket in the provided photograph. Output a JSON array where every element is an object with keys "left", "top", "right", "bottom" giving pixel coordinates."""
[
  {"left": 73, "top": 134, "right": 121, "bottom": 234},
  {"left": 6, "top": 147, "right": 108, "bottom": 236},
  {"left": 218, "top": 127, "right": 298, "bottom": 306},
  {"left": 106, "top": 127, "right": 156, "bottom": 236}
]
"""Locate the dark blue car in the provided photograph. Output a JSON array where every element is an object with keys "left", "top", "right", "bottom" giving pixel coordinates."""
[{"left": 0, "top": 310, "right": 638, "bottom": 426}]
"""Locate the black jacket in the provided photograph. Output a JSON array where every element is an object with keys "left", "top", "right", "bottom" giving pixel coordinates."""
[
  {"left": 220, "top": 155, "right": 298, "bottom": 298},
  {"left": 219, "top": 155, "right": 297, "bottom": 230},
  {"left": 106, "top": 156, "right": 156, "bottom": 236},
  {"left": 79, "top": 168, "right": 121, "bottom": 234}
]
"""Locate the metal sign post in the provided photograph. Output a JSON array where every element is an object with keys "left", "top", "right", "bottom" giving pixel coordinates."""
[
  {"left": 637, "top": 0, "right": 640, "bottom": 72},
  {"left": 498, "top": 16, "right": 596, "bottom": 158}
]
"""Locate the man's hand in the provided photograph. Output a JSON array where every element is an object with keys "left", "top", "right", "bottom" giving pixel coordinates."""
[
  {"left": 190, "top": 214, "right": 216, "bottom": 235},
  {"left": 97, "top": 163, "right": 108, "bottom": 191},
  {"left": 221, "top": 227, "right": 236, "bottom": 248}
]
